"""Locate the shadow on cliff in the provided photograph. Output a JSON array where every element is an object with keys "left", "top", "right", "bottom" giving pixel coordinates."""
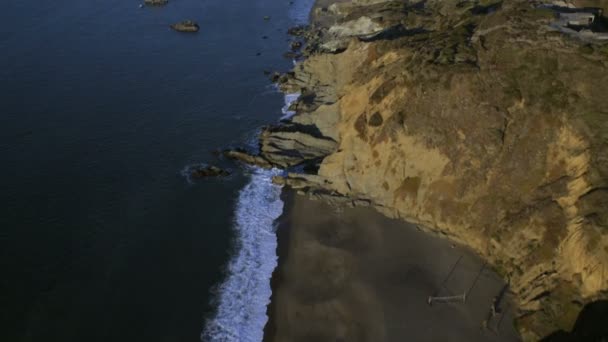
[{"left": 541, "top": 300, "right": 608, "bottom": 341}]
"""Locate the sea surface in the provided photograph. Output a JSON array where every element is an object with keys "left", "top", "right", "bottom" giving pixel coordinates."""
[{"left": 0, "top": 0, "right": 310, "bottom": 341}]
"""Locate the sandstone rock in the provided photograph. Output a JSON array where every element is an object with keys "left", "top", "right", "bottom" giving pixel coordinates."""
[
  {"left": 223, "top": 149, "right": 272, "bottom": 169},
  {"left": 259, "top": 123, "right": 338, "bottom": 168},
  {"left": 328, "top": 16, "right": 383, "bottom": 37}
]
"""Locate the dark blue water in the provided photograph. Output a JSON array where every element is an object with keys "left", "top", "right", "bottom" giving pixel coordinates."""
[{"left": 0, "top": 0, "right": 305, "bottom": 340}]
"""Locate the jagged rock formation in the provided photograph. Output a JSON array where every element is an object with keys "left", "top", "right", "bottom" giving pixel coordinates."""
[{"left": 240, "top": 1, "right": 608, "bottom": 339}]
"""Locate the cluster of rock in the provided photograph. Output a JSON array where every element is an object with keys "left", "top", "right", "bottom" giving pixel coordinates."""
[
  {"left": 227, "top": 0, "right": 608, "bottom": 340},
  {"left": 140, "top": 0, "right": 199, "bottom": 33}
]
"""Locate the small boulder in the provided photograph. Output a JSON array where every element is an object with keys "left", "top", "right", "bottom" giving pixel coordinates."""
[
  {"left": 288, "top": 26, "right": 307, "bottom": 36},
  {"left": 290, "top": 41, "right": 303, "bottom": 51},
  {"left": 170, "top": 20, "right": 199, "bottom": 33}
]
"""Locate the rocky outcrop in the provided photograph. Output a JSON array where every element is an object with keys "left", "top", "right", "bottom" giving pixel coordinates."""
[
  {"left": 223, "top": 120, "right": 338, "bottom": 170},
  {"left": 258, "top": 123, "right": 338, "bottom": 168},
  {"left": 170, "top": 20, "right": 199, "bottom": 32},
  {"left": 223, "top": 149, "right": 273, "bottom": 169},
  {"left": 255, "top": 0, "right": 608, "bottom": 340}
]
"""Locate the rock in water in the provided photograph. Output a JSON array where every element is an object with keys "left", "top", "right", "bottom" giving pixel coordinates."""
[
  {"left": 144, "top": 0, "right": 168, "bottom": 6},
  {"left": 190, "top": 165, "right": 230, "bottom": 178},
  {"left": 287, "top": 25, "right": 307, "bottom": 37},
  {"left": 290, "top": 41, "right": 303, "bottom": 51},
  {"left": 170, "top": 20, "right": 199, "bottom": 33}
]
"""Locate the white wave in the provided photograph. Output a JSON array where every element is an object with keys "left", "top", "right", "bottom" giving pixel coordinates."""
[
  {"left": 201, "top": 89, "right": 299, "bottom": 341},
  {"left": 201, "top": 3, "right": 308, "bottom": 340},
  {"left": 280, "top": 93, "right": 300, "bottom": 120},
  {"left": 201, "top": 168, "right": 283, "bottom": 342}
]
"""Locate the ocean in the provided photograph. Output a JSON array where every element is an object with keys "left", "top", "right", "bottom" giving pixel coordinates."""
[{"left": 0, "top": 0, "right": 311, "bottom": 341}]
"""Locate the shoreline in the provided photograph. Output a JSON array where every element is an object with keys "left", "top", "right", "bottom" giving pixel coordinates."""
[
  {"left": 262, "top": 189, "right": 294, "bottom": 342},
  {"left": 263, "top": 0, "right": 519, "bottom": 339},
  {"left": 263, "top": 194, "right": 521, "bottom": 341},
  {"left": 236, "top": 0, "right": 608, "bottom": 340}
]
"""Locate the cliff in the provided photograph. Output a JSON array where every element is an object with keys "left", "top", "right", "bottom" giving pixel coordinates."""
[{"left": 235, "top": 0, "right": 608, "bottom": 339}]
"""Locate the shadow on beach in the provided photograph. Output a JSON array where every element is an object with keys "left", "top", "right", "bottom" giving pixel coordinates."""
[{"left": 264, "top": 192, "right": 521, "bottom": 342}]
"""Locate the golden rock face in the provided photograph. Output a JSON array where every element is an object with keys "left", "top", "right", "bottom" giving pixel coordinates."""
[{"left": 274, "top": 0, "right": 608, "bottom": 339}]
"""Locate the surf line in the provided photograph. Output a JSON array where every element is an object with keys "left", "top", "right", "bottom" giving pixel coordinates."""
[{"left": 201, "top": 92, "right": 299, "bottom": 342}]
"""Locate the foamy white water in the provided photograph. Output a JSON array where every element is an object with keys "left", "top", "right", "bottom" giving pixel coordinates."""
[
  {"left": 201, "top": 167, "right": 283, "bottom": 342},
  {"left": 201, "top": 1, "right": 313, "bottom": 339},
  {"left": 202, "top": 90, "right": 301, "bottom": 341},
  {"left": 280, "top": 93, "right": 300, "bottom": 120}
]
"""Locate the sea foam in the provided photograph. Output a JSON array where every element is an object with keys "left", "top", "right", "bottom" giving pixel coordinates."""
[
  {"left": 201, "top": 1, "right": 313, "bottom": 340},
  {"left": 279, "top": 93, "right": 300, "bottom": 120},
  {"left": 201, "top": 91, "right": 300, "bottom": 341},
  {"left": 201, "top": 167, "right": 283, "bottom": 342}
]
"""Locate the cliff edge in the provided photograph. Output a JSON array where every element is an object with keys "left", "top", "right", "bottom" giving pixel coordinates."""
[{"left": 241, "top": 0, "right": 608, "bottom": 339}]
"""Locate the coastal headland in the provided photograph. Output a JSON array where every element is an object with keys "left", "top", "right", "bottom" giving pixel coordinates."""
[{"left": 226, "top": 0, "right": 608, "bottom": 340}]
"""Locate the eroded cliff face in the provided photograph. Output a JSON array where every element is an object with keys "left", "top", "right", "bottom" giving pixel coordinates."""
[{"left": 253, "top": 0, "right": 608, "bottom": 339}]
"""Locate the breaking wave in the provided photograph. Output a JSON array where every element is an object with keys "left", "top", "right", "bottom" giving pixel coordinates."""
[
  {"left": 201, "top": 167, "right": 283, "bottom": 342},
  {"left": 201, "top": 89, "right": 299, "bottom": 341},
  {"left": 280, "top": 93, "right": 300, "bottom": 120},
  {"left": 201, "top": 1, "right": 310, "bottom": 340}
]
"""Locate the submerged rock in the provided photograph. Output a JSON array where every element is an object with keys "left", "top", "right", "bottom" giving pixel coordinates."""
[
  {"left": 170, "top": 20, "right": 199, "bottom": 33},
  {"left": 269, "top": 71, "right": 293, "bottom": 84},
  {"left": 290, "top": 41, "right": 303, "bottom": 51},
  {"left": 288, "top": 25, "right": 308, "bottom": 37},
  {"left": 282, "top": 51, "right": 301, "bottom": 59},
  {"left": 144, "top": 0, "right": 168, "bottom": 6},
  {"left": 190, "top": 165, "right": 230, "bottom": 178}
]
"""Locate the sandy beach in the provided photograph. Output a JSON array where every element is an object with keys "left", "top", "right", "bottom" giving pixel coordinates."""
[{"left": 264, "top": 192, "right": 521, "bottom": 342}]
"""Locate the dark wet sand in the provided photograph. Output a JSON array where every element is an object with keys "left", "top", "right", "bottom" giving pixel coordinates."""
[{"left": 264, "top": 192, "right": 521, "bottom": 342}]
